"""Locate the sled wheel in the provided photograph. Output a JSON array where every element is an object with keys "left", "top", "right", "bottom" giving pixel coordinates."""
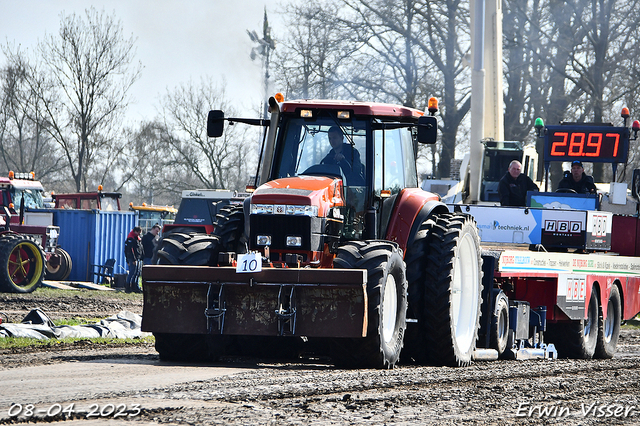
[
  {"left": 491, "top": 296, "right": 510, "bottom": 357},
  {"left": 0, "top": 234, "right": 45, "bottom": 293},
  {"left": 548, "top": 287, "right": 599, "bottom": 359},
  {"left": 332, "top": 241, "right": 407, "bottom": 369},
  {"left": 213, "top": 204, "right": 247, "bottom": 254},
  {"left": 422, "top": 212, "right": 483, "bottom": 367},
  {"left": 156, "top": 232, "right": 220, "bottom": 266},
  {"left": 595, "top": 285, "right": 621, "bottom": 359}
]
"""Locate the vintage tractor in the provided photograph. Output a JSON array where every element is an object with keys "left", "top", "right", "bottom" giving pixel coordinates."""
[
  {"left": 0, "top": 173, "right": 63, "bottom": 290},
  {"left": 142, "top": 95, "right": 484, "bottom": 368}
]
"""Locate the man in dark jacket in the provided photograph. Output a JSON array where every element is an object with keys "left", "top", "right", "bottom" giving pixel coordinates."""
[
  {"left": 498, "top": 160, "right": 539, "bottom": 206},
  {"left": 321, "top": 126, "right": 365, "bottom": 185},
  {"left": 124, "top": 226, "right": 143, "bottom": 292},
  {"left": 557, "top": 160, "right": 597, "bottom": 194},
  {"left": 141, "top": 224, "right": 160, "bottom": 265}
]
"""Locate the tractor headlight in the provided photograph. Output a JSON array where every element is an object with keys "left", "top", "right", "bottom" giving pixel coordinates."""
[
  {"left": 286, "top": 236, "right": 302, "bottom": 247},
  {"left": 256, "top": 235, "right": 272, "bottom": 246}
]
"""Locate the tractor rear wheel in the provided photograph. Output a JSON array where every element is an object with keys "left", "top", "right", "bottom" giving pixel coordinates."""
[
  {"left": 332, "top": 241, "right": 407, "bottom": 369},
  {"left": 421, "top": 212, "right": 483, "bottom": 367},
  {"left": 213, "top": 205, "right": 247, "bottom": 254},
  {"left": 547, "top": 288, "right": 599, "bottom": 359},
  {"left": 595, "top": 285, "right": 621, "bottom": 359},
  {"left": 0, "top": 234, "right": 45, "bottom": 293},
  {"left": 156, "top": 231, "right": 220, "bottom": 266}
]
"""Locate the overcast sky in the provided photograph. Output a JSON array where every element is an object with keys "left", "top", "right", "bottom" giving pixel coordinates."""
[{"left": 0, "top": 0, "right": 284, "bottom": 123}]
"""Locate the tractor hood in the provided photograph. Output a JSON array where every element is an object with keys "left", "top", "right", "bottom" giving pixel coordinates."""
[{"left": 251, "top": 176, "right": 345, "bottom": 217}]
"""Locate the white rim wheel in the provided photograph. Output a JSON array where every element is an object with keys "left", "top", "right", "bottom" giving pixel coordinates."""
[
  {"left": 382, "top": 273, "right": 398, "bottom": 344},
  {"left": 451, "top": 232, "right": 480, "bottom": 353},
  {"left": 603, "top": 297, "right": 615, "bottom": 344}
]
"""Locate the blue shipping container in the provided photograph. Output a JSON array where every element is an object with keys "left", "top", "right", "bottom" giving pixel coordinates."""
[{"left": 50, "top": 209, "right": 138, "bottom": 282}]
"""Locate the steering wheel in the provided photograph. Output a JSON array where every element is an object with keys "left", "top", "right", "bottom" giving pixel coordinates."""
[{"left": 555, "top": 188, "right": 577, "bottom": 194}]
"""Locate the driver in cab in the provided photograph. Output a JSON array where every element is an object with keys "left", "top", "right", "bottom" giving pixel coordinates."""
[
  {"left": 557, "top": 160, "right": 597, "bottom": 194},
  {"left": 321, "top": 126, "right": 365, "bottom": 184}
]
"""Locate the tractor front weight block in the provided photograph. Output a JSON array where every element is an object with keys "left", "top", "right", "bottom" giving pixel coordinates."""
[{"left": 141, "top": 266, "right": 368, "bottom": 338}]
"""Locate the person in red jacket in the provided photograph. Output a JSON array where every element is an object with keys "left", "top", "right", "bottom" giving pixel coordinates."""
[{"left": 124, "top": 226, "right": 143, "bottom": 292}]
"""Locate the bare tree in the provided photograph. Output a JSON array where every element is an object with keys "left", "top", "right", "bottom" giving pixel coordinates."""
[
  {"left": 0, "top": 52, "right": 66, "bottom": 185},
  {"left": 158, "top": 77, "right": 258, "bottom": 192},
  {"left": 4, "top": 7, "right": 142, "bottom": 191}
]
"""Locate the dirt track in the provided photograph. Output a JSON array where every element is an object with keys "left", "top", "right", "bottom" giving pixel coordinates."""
[{"left": 1, "top": 289, "right": 640, "bottom": 425}]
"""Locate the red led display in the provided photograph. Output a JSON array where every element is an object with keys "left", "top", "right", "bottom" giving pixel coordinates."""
[{"left": 544, "top": 125, "right": 629, "bottom": 164}]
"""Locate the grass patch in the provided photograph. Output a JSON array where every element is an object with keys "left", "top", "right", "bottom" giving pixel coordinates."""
[
  {"left": 0, "top": 335, "right": 155, "bottom": 351},
  {"left": 53, "top": 317, "right": 106, "bottom": 326},
  {"left": 31, "top": 286, "right": 142, "bottom": 300},
  {"left": 623, "top": 317, "right": 640, "bottom": 329}
]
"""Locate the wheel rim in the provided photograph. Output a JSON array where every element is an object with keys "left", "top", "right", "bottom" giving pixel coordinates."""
[
  {"left": 603, "top": 296, "right": 615, "bottom": 344},
  {"left": 381, "top": 273, "right": 398, "bottom": 344},
  {"left": 8, "top": 242, "right": 43, "bottom": 288},
  {"left": 451, "top": 232, "right": 479, "bottom": 352}
]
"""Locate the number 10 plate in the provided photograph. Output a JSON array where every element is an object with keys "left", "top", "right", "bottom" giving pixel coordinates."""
[{"left": 236, "top": 252, "right": 262, "bottom": 273}]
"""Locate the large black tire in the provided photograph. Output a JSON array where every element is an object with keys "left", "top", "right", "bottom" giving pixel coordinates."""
[
  {"left": 45, "top": 247, "right": 72, "bottom": 281},
  {"left": 60, "top": 249, "right": 72, "bottom": 280},
  {"left": 331, "top": 241, "right": 407, "bottom": 369},
  {"left": 152, "top": 227, "right": 199, "bottom": 264},
  {"left": 0, "top": 234, "right": 45, "bottom": 293},
  {"left": 421, "top": 212, "right": 483, "bottom": 367},
  {"left": 153, "top": 232, "right": 227, "bottom": 362},
  {"left": 213, "top": 205, "right": 247, "bottom": 254},
  {"left": 595, "top": 285, "right": 621, "bottom": 359},
  {"left": 547, "top": 287, "right": 599, "bottom": 359},
  {"left": 156, "top": 232, "right": 220, "bottom": 266}
]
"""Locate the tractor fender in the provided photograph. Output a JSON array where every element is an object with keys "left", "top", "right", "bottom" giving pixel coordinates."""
[{"left": 384, "top": 188, "right": 447, "bottom": 254}]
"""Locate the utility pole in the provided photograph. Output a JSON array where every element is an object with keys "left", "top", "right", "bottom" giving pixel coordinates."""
[{"left": 247, "top": 8, "right": 276, "bottom": 119}]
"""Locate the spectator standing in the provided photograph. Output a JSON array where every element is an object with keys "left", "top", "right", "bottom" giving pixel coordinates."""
[
  {"left": 124, "top": 226, "right": 143, "bottom": 293},
  {"left": 141, "top": 224, "right": 161, "bottom": 265}
]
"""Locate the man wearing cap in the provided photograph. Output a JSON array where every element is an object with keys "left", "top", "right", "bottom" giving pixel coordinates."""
[
  {"left": 557, "top": 160, "right": 597, "bottom": 194},
  {"left": 498, "top": 160, "right": 539, "bottom": 206}
]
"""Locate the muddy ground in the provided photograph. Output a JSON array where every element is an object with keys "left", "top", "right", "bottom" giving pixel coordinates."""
[{"left": 2, "top": 289, "right": 640, "bottom": 425}]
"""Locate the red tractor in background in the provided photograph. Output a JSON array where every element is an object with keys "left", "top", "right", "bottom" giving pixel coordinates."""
[{"left": 0, "top": 172, "right": 62, "bottom": 292}]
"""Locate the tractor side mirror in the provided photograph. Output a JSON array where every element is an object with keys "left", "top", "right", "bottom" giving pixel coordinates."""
[
  {"left": 207, "top": 110, "right": 225, "bottom": 137},
  {"left": 417, "top": 115, "right": 438, "bottom": 144}
]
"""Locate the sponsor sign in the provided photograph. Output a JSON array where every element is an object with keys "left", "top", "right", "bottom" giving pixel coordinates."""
[
  {"left": 585, "top": 211, "right": 612, "bottom": 250},
  {"left": 448, "top": 205, "right": 542, "bottom": 244},
  {"left": 556, "top": 274, "right": 587, "bottom": 320},
  {"left": 540, "top": 210, "right": 586, "bottom": 249}
]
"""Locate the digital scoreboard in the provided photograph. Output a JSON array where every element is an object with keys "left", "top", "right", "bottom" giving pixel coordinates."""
[{"left": 544, "top": 125, "right": 630, "bottom": 164}]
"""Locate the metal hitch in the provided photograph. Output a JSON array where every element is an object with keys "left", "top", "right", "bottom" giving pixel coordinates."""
[
  {"left": 205, "top": 283, "right": 226, "bottom": 334},
  {"left": 275, "top": 285, "right": 297, "bottom": 336}
]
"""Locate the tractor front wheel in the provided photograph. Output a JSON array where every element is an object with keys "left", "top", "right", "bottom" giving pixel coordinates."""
[{"left": 332, "top": 241, "right": 407, "bottom": 369}]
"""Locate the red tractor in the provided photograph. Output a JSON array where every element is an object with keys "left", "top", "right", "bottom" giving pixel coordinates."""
[{"left": 142, "top": 95, "right": 485, "bottom": 368}]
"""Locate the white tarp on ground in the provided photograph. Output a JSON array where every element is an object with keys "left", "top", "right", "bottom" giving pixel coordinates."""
[{"left": 0, "top": 309, "right": 149, "bottom": 340}]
